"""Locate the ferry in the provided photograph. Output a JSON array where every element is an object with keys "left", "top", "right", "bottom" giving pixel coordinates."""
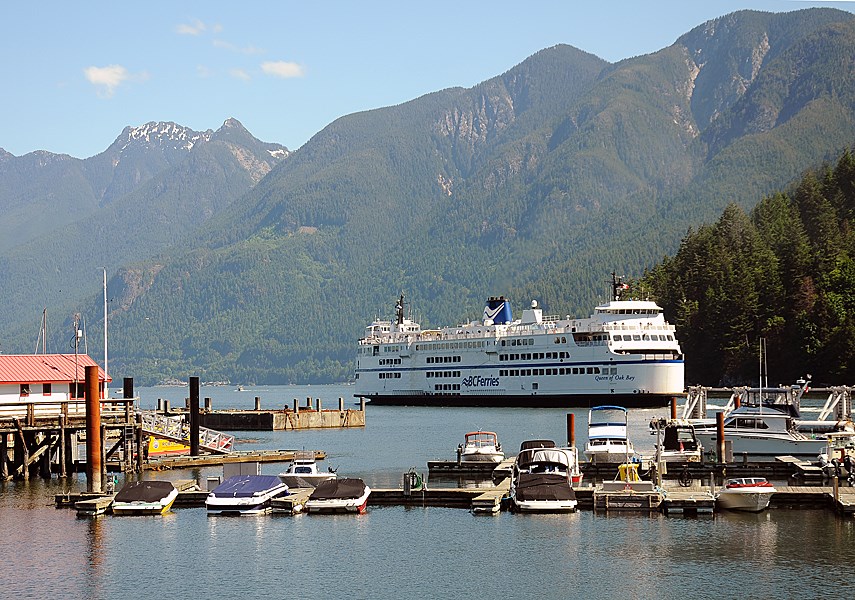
[{"left": 354, "top": 274, "right": 684, "bottom": 407}]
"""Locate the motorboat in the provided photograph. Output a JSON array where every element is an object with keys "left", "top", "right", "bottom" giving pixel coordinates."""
[
  {"left": 510, "top": 440, "right": 579, "bottom": 512},
  {"left": 205, "top": 475, "right": 290, "bottom": 515},
  {"left": 692, "top": 404, "right": 827, "bottom": 458},
  {"left": 818, "top": 430, "right": 855, "bottom": 479},
  {"left": 716, "top": 477, "right": 777, "bottom": 512},
  {"left": 459, "top": 431, "right": 504, "bottom": 463},
  {"left": 584, "top": 405, "right": 635, "bottom": 464},
  {"left": 277, "top": 451, "right": 337, "bottom": 488},
  {"left": 649, "top": 418, "right": 703, "bottom": 463},
  {"left": 305, "top": 478, "right": 371, "bottom": 514},
  {"left": 112, "top": 480, "right": 178, "bottom": 515}
]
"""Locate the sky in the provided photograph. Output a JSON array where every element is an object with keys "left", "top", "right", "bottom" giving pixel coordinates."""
[{"left": 2, "top": 1, "right": 854, "bottom": 159}]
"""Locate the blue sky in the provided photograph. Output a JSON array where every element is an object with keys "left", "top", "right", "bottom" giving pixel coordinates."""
[{"left": 2, "top": 1, "right": 853, "bottom": 159}]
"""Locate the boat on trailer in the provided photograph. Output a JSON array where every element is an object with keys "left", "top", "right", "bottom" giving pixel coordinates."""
[
  {"left": 205, "top": 475, "right": 290, "bottom": 516},
  {"left": 112, "top": 480, "right": 178, "bottom": 515},
  {"left": 354, "top": 273, "right": 684, "bottom": 407}
]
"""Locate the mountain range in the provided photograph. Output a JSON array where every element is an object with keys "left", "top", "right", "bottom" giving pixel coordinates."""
[{"left": 2, "top": 8, "right": 855, "bottom": 385}]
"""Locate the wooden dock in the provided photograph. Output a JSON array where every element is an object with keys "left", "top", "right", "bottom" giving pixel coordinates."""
[
  {"left": 271, "top": 488, "right": 314, "bottom": 514},
  {"left": 143, "top": 449, "right": 324, "bottom": 471}
]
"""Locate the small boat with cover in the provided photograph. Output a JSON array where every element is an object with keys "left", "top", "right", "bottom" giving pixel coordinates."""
[
  {"left": 205, "top": 475, "right": 290, "bottom": 515},
  {"left": 112, "top": 480, "right": 178, "bottom": 515},
  {"left": 510, "top": 440, "right": 579, "bottom": 512},
  {"left": 305, "top": 478, "right": 371, "bottom": 514}
]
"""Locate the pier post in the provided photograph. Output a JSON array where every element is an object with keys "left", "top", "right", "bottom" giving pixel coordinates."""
[
  {"left": 316, "top": 398, "right": 322, "bottom": 412},
  {"left": 0, "top": 433, "right": 8, "bottom": 480},
  {"left": 59, "top": 415, "right": 67, "bottom": 478},
  {"left": 716, "top": 412, "right": 725, "bottom": 464},
  {"left": 204, "top": 397, "right": 212, "bottom": 411},
  {"left": 294, "top": 399, "right": 300, "bottom": 414},
  {"left": 567, "top": 413, "right": 575, "bottom": 447},
  {"left": 833, "top": 475, "right": 839, "bottom": 503},
  {"left": 85, "top": 365, "right": 102, "bottom": 493},
  {"left": 123, "top": 377, "right": 134, "bottom": 399},
  {"left": 306, "top": 397, "right": 312, "bottom": 409},
  {"left": 100, "top": 424, "right": 107, "bottom": 483},
  {"left": 255, "top": 396, "right": 261, "bottom": 411},
  {"left": 360, "top": 398, "right": 366, "bottom": 412},
  {"left": 135, "top": 413, "right": 144, "bottom": 473},
  {"left": 163, "top": 399, "right": 170, "bottom": 413},
  {"left": 670, "top": 398, "right": 677, "bottom": 420},
  {"left": 189, "top": 377, "right": 200, "bottom": 457},
  {"left": 339, "top": 397, "right": 344, "bottom": 411}
]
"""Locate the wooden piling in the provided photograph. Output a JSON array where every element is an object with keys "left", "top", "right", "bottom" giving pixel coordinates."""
[
  {"left": 0, "top": 433, "right": 8, "bottom": 480},
  {"left": 716, "top": 411, "right": 725, "bottom": 464},
  {"left": 670, "top": 397, "right": 677, "bottom": 420},
  {"left": 567, "top": 413, "right": 575, "bottom": 447},
  {"left": 85, "top": 365, "right": 102, "bottom": 493},
  {"left": 254, "top": 396, "right": 261, "bottom": 411},
  {"left": 59, "top": 415, "right": 67, "bottom": 478},
  {"left": 189, "top": 377, "right": 200, "bottom": 456}
]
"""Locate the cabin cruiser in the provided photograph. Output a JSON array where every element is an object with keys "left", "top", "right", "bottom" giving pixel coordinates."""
[
  {"left": 277, "top": 451, "right": 337, "bottom": 488},
  {"left": 510, "top": 440, "right": 579, "bottom": 512},
  {"left": 205, "top": 475, "right": 290, "bottom": 515},
  {"left": 818, "top": 431, "right": 855, "bottom": 480},
  {"left": 716, "top": 477, "right": 776, "bottom": 512},
  {"left": 112, "top": 480, "right": 178, "bottom": 515},
  {"left": 305, "top": 478, "right": 371, "bottom": 514},
  {"left": 649, "top": 418, "right": 703, "bottom": 463},
  {"left": 584, "top": 405, "right": 636, "bottom": 464},
  {"left": 692, "top": 404, "right": 826, "bottom": 458},
  {"left": 459, "top": 431, "right": 504, "bottom": 463}
]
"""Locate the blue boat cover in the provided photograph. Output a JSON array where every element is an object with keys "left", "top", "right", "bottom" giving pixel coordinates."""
[{"left": 211, "top": 475, "right": 284, "bottom": 498}]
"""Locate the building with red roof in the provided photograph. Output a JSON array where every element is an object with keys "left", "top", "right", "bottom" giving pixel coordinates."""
[{"left": 0, "top": 354, "right": 111, "bottom": 406}]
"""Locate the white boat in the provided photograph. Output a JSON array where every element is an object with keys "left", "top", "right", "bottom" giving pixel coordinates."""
[
  {"left": 354, "top": 273, "right": 684, "bottom": 407},
  {"left": 692, "top": 404, "right": 827, "bottom": 458},
  {"left": 112, "top": 480, "right": 178, "bottom": 515},
  {"left": 584, "top": 405, "right": 636, "bottom": 464},
  {"left": 305, "top": 478, "right": 371, "bottom": 514},
  {"left": 716, "top": 477, "right": 777, "bottom": 512},
  {"left": 205, "top": 475, "right": 290, "bottom": 515},
  {"left": 459, "top": 431, "right": 504, "bottom": 463},
  {"left": 649, "top": 418, "right": 703, "bottom": 463},
  {"left": 277, "top": 451, "right": 337, "bottom": 488},
  {"left": 510, "top": 440, "right": 579, "bottom": 512},
  {"left": 818, "top": 430, "right": 855, "bottom": 478}
]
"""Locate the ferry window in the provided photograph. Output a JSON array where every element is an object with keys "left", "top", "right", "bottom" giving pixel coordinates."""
[
  {"left": 561, "top": 337, "right": 566, "bottom": 343},
  {"left": 643, "top": 335, "right": 649, "bottom": 341},
  {"left": 560, "top": 368, "right": 565, "bottom": 375},
  {"left": 586, "top": 367, "right": 594, "bottom": 374},
  {"left": 528, "top": 339, "right": 534, "bottom": 345},
  {"left": 594, "top": 367, "right": 600, "bottom": 374},
  {"left": 633, "top": 335, "right": 641, "bottom": 341},
  {"left": 532, "top": 383, "right": 538, "bottom": 390}
]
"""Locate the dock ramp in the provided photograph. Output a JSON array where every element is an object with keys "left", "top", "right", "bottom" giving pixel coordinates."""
[{"left": 139, "top": 411, "right": 234, "bottom": 454}]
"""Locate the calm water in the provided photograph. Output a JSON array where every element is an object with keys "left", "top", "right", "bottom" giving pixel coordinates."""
[{"left": 1, "top": 384, "right": 853, "bottom": 599}]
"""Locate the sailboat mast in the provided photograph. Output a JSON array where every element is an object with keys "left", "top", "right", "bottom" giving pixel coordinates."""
[{"left": 103, "top": 268, "right": 108, "bottom": 395}]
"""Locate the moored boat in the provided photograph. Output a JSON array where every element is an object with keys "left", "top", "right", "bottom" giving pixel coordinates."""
[
  {"left": 649, "top": 418, "right": 703, "bottom": 463},
  {"left": 354, "top": 273, "right": 684, "bottom": 407},
  {"left": 305, "top": 478, "right": 371, "bottom": 514},
  {"left": 205, "top": 475, "right": 290, "bottom": 516},
  {"left": 277, "top": 451, "right": 337, "bottom": 488},
  {"left": 459, "top": 431, "right": 504, "bottom": 463},
  {"left": 584, "top": 405, "right": 636, "bottom": 464},
  {"left": 112, "top": 480, "right": 178, "bottom": 515},
  {"left": 510, "top": 440, "right": 579, "bottom": 512},
  {"left": 716, "top": 477, "right": 776, "bottom": 512}
]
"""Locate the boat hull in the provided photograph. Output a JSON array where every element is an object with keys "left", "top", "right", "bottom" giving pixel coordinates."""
[
  {"left": 305, "top": 488, "right": 371, "bottom": 514},
  {"left": 112, "top": 490, "right": 178, "bottom": 516},
  {"left": 363, "top": 392, "right": 675, "bottom": 408},
  {"left": 716, "top": 489, "right": 775, "bottom": 512},
  {"left": 694, "top": 432, "right": 826, "bottom": 458}
]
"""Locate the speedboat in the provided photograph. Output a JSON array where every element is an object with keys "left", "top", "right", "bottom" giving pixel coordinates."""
[
  {"left": 277, "top": 451, "right": 337, "bottom": 488},
  {"left": 716, "top": 477, "right": 776, "bottom": 512},
  {"left": 112, "top": 480, "right": 178, "bottom": 515},
  {"left": 205, "top": 475, "right": 290, "bottom": 515},
  {"left": 305, "top": 478, "right": 371, "bottom": 514},
  {"left": 510, "top": 440, "right": 579, "bottom": 512},
  {"left": 459, "top": 431, "right": 504, "bottom": 463},
  {"left": 584, "top": 405, "right": 635, "bottom": 464},
  {"left": 818, "top": 430, "right": 855, "bottom": 478},
  {"left": 649, "top": 418, "right": 703, "bottom": 463}
]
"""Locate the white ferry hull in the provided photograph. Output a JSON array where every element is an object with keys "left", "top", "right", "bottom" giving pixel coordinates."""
[{"left": 356, "top": 281, "right": 684, "bottom": 408}]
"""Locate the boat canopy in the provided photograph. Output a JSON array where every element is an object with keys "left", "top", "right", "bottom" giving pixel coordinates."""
[
  {"left": 115, "top": 480, "right": 175, "bottom": 503},
  {"left": 310, "top": 478, "right": 367, "bottom": 500},
  {"left": 211, "top": 475, "right": 285, "bottom": 498}
]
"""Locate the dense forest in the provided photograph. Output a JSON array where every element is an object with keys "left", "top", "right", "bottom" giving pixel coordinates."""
[{"left": 643, "top": 147, "right": 855, "bottom": 387}]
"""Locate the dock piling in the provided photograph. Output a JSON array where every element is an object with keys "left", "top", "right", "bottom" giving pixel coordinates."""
[
  {"left": 255, "top": 396, "right": 261, "bottom": 411},
  {"left": 85, "top": 365, "right": 102, "bottom": 493},
  {"left": 190, "top": 377, "right": 200, "bottom": 456},
  {"left": 567, "top": 413, "right": 575, "bottom": 447}
]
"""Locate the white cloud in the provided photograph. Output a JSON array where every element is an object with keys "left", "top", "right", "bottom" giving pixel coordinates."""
[
  {"left": 196, "top": 65, "right": 214, "bottom": 78},
  {"left": 83, "top": 65, "right": 129, "bottom": 98},
  {"left": 229, "top": 68, "right": 251, "bottom": 81},
  {"left": 261, "top": 61, "right": 305, "bottom": 79},
  {"left": 176, "top": 19, "right": 207, "bottom": 35}
]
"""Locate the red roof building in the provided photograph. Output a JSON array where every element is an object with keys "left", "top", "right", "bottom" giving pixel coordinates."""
[{"left": 0, "top": 354, "right": 111, "bottom": 403}]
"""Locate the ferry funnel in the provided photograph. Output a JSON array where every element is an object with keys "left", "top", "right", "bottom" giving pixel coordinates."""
[{"left": 483, "top": 296, "right": 512, "bottom": 325}]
